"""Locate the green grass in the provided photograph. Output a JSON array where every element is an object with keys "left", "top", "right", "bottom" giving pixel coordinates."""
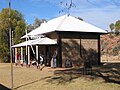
[{"left": 0, "top": 63, "right": 120, "bottom": 90}]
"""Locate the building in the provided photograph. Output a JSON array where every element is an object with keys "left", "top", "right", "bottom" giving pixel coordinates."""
[{"left": 15, "top": 14, "right": 107, "bottom": 68}]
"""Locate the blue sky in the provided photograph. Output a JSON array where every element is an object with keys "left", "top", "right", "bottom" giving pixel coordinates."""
[{"left": 0, "top": 0, "right": 120, "bottom": 31}]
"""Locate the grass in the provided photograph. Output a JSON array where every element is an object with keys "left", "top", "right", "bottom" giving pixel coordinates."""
[{"left": 0, "top": 63, "right": 120, "bottom": 90}]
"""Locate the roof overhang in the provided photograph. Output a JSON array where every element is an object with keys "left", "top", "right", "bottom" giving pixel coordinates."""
[{"left": 12, "top": 37, "right": 57, "bottom": 48}]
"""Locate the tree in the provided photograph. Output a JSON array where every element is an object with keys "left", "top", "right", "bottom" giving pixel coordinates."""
[
  {"left": 33, "top": 18, "right": 47, "bottom": 29},
  {"left": 0, "top": 8, "right": 26, "bottom": 62},
  {"left": 109, "top": 23, "right": 114, "bottom": 33},
  {"left": 115, "top": 20, "right": 120, "bottom": 35},
  {"left": 33, "top": 18, "right": 42, "bottom": 29},
  {"left": 109, "top": 20, "right": 120, "bottom": 35},
  {"left": 27, "top": 18, "right": 47, "bottom": 32},
  {"left": 27, "top": 24, "right": 34, "bottom": 32}
]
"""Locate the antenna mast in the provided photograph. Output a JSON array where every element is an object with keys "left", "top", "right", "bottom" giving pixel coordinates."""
[{"left": 59, "top": 0, "right": 76, "bottom": 15}]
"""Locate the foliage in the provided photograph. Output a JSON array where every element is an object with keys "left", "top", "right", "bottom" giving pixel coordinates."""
[
  {"left": 109, "top": 20, "right": 120, "bottom": 35},
  {"left": 27, "top": 24, "right": 34, "bottom": 33},
  {"left": 114, "top": 30, "right": 119, "bottom": 35},
  {"left": 101, "top": 34, "right": 120, "bottom": 56},
  {"left": 115, "top": 20, "right": 120, "bottom": 31},
  {"left": 0, "top": 8, "right": 26, "bottom": 62},
  {"left": 27, "top": 18, "right": 46, "bottom": 32},
  {"left": 112, "top": 44, "right": 120, "bottom": 56},
  {"left": 101, "top": 40, "right": 108, "bottom": 55},
  {"left": 109, "top": 23, "right": 114, "bottom": 32}
]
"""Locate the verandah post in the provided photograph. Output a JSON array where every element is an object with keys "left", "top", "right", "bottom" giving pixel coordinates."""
[
  {"left": 98, "top": 35, "right": 101, "bottom": 65},
  {"left": 57, "top": 32, "right": 62, "bottom": 67}
]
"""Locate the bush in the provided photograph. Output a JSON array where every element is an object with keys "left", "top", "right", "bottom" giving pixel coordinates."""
[
  {"left": 115, "top": 30, "right": 119, "bottom": 35},
  {"left": 112, "top": 44, "right": 120, "bottom": 56}
]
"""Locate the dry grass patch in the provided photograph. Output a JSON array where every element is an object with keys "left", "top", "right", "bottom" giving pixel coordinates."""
[{"left": 0, "top": 63, "right": 120, "bottom": 90}]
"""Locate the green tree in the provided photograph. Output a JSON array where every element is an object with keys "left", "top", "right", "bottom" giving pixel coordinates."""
[
  {"left": 33, "top": 18, "right": 42, "bottom": 29},
  {"left": 115, "top": 20, "right": 120, "bottom": 35},
  {"left": 33, "top": 18, "right": 47, "bottom": 29},
  {"left": 27, "top": 24, "right": 34, "bottom": 32},
  {"left": 0, "top": 8, "right": 26, "bottom": 62},
  {"left": 27, "top": 18, "right": 46, "bottom": 32},
  {"left": 109, "top": 20, "right": 120, "bottom": 35},
  {"left": 109, "top": 23, "right": 114, "bottom": 33}
]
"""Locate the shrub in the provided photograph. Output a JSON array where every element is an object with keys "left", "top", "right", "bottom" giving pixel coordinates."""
[
  {"left": 112, "top": 44, "right": 120, "bottom": 56},
  {"left": 115, "top": 30, "right": 119, "bottom": 35}
]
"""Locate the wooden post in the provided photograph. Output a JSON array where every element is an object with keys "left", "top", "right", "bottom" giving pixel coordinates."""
[
  {"left": 36, "top": 45, "right": 39, "bottom": 64},
  {"left": 21, "top": 47, "right": 23, "bottom": 61},
  {"left": 9, "top": 0, "right": 14, "bottom": 89},
  {"left": 15, "top": 48, "right": 17, "bottom": 65},
  {"left": 57, "top": 33, "right": 62, "bottom": 67},
  {"left": 80, "top": 37, "right": 82, "bottom": 57},
  {"left": 98, "top": 35, "right": 101, "bottom": 65},
  {"left": 20, "top": 47, "right": 23, "bottom": 66},
  {"left": 28, "top": 46, "right": 30, "bottom": 66},
  {"left": 25, "top": 45, "right": 28, "bottom": 66},
  {"left": 44, "top": 46, "right": 47, "bottom": 65}
]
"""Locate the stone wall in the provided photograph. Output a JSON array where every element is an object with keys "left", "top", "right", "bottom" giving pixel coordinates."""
[{"left": 62, "top": 39, "right": 98, "bottom": 67}]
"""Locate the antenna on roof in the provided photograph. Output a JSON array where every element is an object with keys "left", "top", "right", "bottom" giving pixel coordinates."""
[{"left": 59, "top": 0, "right": 76, "bottom": 15}]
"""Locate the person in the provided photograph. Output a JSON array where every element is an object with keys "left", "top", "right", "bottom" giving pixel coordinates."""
[
  {"left": 20, "top": 59, "right": 23, "bottom": 67},
  {"left": 46, "top": 52, "right": 50, "bottom": 66},
  {"left": 16, "top": 52, "right": 20, "bottom": 65},
  {"left": 39, "top": 53, "right": 44, "bottom": 70},
  {"left": 39, "top": 54, "right": 43, "bottom": 65},
  {"left": 51, "top": 57, "right": 53, "bottom": 68},
  {"left": 17, "top": 52, "right": 20, "bottom": 60},
  {"left": 37, "top": 54, "right": 43, "bottom": 69},
  {"left": 15, "top": 53, "right": 18, "bottom": 66},
  {"left": 52, "top": 51, "right": 57, "bottom": 68}
]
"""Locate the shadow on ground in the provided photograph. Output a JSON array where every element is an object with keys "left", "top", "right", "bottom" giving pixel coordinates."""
[
  {"left": 0, "top": 84, "right": 11, "bottom": 90},
  {"left": 46, "top": 63, "right": 120, "bottom": 85},
  {"left": 95, "top": 63, "right": 120, "bottom": 84},
  {"left": 14, "top": 63, "right": 120, "bottom": 89},
  {"left": 14, "top": 76, "right": 51, "bottom": 90}
]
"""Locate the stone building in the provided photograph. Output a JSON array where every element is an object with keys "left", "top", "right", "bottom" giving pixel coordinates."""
[{"left": 15, "top": 14, "right": 107, "bottom": 68}]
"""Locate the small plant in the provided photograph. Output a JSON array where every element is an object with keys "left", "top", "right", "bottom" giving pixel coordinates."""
[
  {"left": 115, "top": 30, "right": 119, "bottom": 35},
  {"left": 112, "top": 44, "right": 120, "bottom": 56}
]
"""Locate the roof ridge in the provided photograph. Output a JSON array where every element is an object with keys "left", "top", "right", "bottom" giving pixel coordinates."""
[{"left": 56, "top": 14, "right": 68, "bottom": 30}]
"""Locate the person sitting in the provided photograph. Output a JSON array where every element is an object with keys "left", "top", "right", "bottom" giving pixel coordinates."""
[{"left": 53, "top": 51, "right": 57, "bottom": 68}]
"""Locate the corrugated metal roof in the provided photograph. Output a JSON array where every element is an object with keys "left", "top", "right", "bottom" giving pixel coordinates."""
[
  {"left": 22, "top": 14, "right": 107, "bottom": 38},
  {"left": 12, "top": 37, "right": 57, "bottom": 48}
]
